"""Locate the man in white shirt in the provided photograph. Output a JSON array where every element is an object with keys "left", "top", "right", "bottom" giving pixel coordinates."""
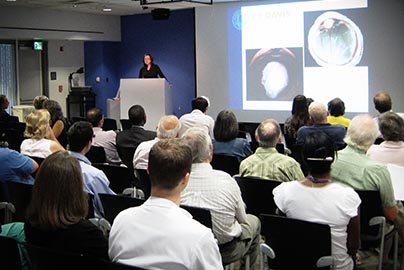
[
  {"left": 133, "top": 115, "right": 181, "bottom": 170},
  {"left": 109, "top": 138, "right": 223, "bottom": 270},
  {"left": 179, "top": 96, "right": 215, "bottom": 139},
  {"left": 87, "top": 108, "right": 121, "bottom": 164},
  {"left": 181, "top": 127, "right": 261, "bottom": 269}
]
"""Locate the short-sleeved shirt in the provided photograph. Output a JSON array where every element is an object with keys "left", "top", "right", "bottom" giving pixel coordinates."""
[
  {"left": 367, "top": 141, "right": 404, "bottom": 166},
  {"left": 239, "top": 147, "right": 304, "bottom": 182},
  {"left": 327, "top": 115, "right": 351, "bottom": 128},
  {"left": 0, "top": 148, "right": 34, "bottom": 184},
  {"left": 331, "top": 145, "right": 396, "bottom": 208},
  {"left": 179, "top": 110, "right": 215, "bottom": 139}
]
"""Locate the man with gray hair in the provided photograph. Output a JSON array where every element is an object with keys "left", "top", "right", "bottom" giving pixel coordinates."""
[
  {"left": 133, "top": 115, "right": 181, "bottom": 170},
  {"left": 181, "top": 127, "right": 261, "bottom": 269},
  {"left": 296, "top": 101, "right": 346, "bottom": 149},
  {"left": 332, "top": 114, "right": 404, "bottom": 241},
  {"left": 239, "top": 119, "right": 304, "bottom": 182}
]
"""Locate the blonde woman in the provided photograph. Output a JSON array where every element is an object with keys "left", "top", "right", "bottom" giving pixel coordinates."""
[{"left": 20, "top": 109, "right": 64, "bottom": 158}]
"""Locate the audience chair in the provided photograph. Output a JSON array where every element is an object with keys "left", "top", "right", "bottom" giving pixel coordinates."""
[
  {"left": 89, "top": 217, "right": 111, "bottom": 238},
  {"left": 134, "top": 169, "right": 151, "bottom": 199},
  {"left": 180, "top": 204, "right": 212, "bottom": 229},
  {"left": 260, "top": 214, "right": 334, "bottom": 270},
  {"left": 211, "top": 154, "right": 240, "bottom": 176},
  {"left": 87, "top": 193, "right": 95, "bottom": 219},
  {"left": 234, "top": 176, "right": 281, "bottom": 217},
  {"left": 259, "top": 243, "right": 275, "bottom": 270},
  {"left": 117, "top": 146, "right": 136, "bottom": 173},
  {"left": 103, "top": 118, "right": 118, "bottom": 131},
  {"left": 27, "top": 155, "right": 44, "bottom": 178},
  {"left": 0, "top": 202, "right": 15, "bottom": 224},
  {"left": 0, "top": 235, "right": 22, "bottom": 270},
  {"left": 86, "top": 145, "right": 107, "bottom": 164},
  {"left": 0, "top": 128, "right": 25, "bottom": 152},
  {"left": 5, "top": 181, "right": 32, "bottom": 222},
  {"left": 92, "top": 163, "right": 135, "bottom": 194},
  {"left": 71, "top": 116, "right": 87, "bottom": 123},
  {"left": 120, "top": 119, "right": 131, "bottom": 131}
]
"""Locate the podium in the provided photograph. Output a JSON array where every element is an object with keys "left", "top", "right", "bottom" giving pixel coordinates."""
[{"left": 119, "top": 78, "right": 172, "bottom": 130}]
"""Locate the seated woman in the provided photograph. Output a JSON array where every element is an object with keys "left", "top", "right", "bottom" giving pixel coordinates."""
[
  {"left": 24, "top": 151, "right": 108, "bottom": 260},
  {"left": 284, "top": 95, "right": 312, "bottom": 148},
  {"left": 327, "top": 98, "right": 351, "bottom": 128},
  {"left": 43, "top": 99, "right": 68, "bottom": 148},
  {"left": 273, "top": 131, "right": 361, "bottom": 270},
  {"left": 212, "top": 109, "right": 252, "bottom": 162},
  {"left": 20, "top": 109, "right": 64, "bottom": 158}
]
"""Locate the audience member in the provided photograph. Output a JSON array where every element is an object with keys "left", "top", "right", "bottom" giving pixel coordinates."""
[
  {"left": 239, "top": 119, "right": 304, "bottom": 182},
  {"left": 0, "top": 94, "right": 12, "bottom": 122},
  {"left": 327, "top": 97, "right": 351, "bottom": 128},
  {"left": 179, "top": 96, "right": 215, "bottom": 139},
  {"left": 110, "top": 139, "right": 223, "bottom": 269},
  {"left": 181, "top": 127, "right": 260, "bottom": 269},
  {"left": 24, "top": 151, "right": 108, "bottom": 260},
  {"left": 367, "top": 112, "right": 404, "bottom": 166},
  {"left": 284, "top": 95, "right": 311, "bottom": 148},
  {"left": 274, "top": 131, "right": 360, "bottom": 270},
  {"left": 67, "top": 121, "right": 116, "bottom": 217},
  {"left": 33, "top": 95, "right": 48, "bottom": 110},
  {"left": 296, "top": 101, "right": 346, "bottom": 149},
  {"left": 331, "top": 114, "right": 404, "bottom": 241},
  {"left": 21, "top": 109, "right": 64, "bottom": 158},
  {"left": 133, "top": 115, "right": 181, "bottom": 170},
  {"left": 87, "top": 107, "right": 121, "bottom": 164},
  {"left": 116, "top": 105, "right": 156, "bottom": 168},
  {"left": 43, "top": 99, "right": 68, "bottom": 148},
  {"left": 212, "top": 109, "right": 252, "bottom": 162},
  {"left": 0, "top": 147, "right": 38, "bottom": 184},
  {"left": 374, "top": 91, "right": 393, "bottom": 115}
]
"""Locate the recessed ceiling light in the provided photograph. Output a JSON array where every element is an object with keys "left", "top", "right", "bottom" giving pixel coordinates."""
[
  {"left": 103, "top": 7, "right": 112, "bottom": 12},
  {"left": 6, "top": 0, "right": 17, "bottom": 2}
]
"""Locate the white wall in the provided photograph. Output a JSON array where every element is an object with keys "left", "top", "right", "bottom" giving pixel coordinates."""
[
  {"left": 48, "top": 40, "right": 84, "bottom": 114},
  {"left": 0, "top": 6, "right": 120, "bottom": 41}
]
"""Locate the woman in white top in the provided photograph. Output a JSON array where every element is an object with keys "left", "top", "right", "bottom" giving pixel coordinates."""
[
  {"left": 21, "top": 109, "right": 64, "bottom": 158},
  {"left": 273, "top": 131, "right": 361, "bottom": 270}
]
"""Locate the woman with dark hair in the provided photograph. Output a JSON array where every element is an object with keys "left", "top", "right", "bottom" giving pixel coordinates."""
[
  {"left": 284, "top": 95, "right": 312, "bottom": 148},
  {"left": 327, "top": 97, "right": 351, "bottom": 128},
  {"left": 24, "top": 151, "right": 108, "bottom": 259},
  {"left": 43, "top": 99, "right": 68, "bottom": 148},
  {"left": 273, "top": 132, "right": 361, "bottom": 270},
  {"left": 138, "top": 53, "right": 166, "bottom": 79},
  {"left": 212, "top": 109, "right": 252, "bottom": 162}
]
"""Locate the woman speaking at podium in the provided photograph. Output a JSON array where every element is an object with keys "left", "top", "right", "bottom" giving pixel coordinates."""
[{"left": 138, "top": 53, "right": 166, "bottom": 79}]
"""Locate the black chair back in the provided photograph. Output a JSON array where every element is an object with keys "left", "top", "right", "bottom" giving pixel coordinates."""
[
  {"left": 93, "top": 163, "right": 134, "bottom": 194},
  {"left": 0, "top": 235, "right": 22, "bottom": 270},
  {"left": 211, "top": 154, "right": 240, "bottom": 176},
  {"left": 120, "top": 119, "right": 132, "bottom": 131},
  {"left": 181, "top": 204, "right": 212, "bottom": 229},
  {"left": 26, "top": 155, "right": 44, "bottom": 178},
  {"left": 234, "top": 176, "right": 281, "bottom": 217},
  {"left": 260, "top": 214, "right": 332, "bottom": 269},
  {"left": 72, "top": 116, "right": 87, "bottom": 123},
  {"left": 103, "top": 118, "right": 117, "bottom": 131},
  {"left": 135, "top": 169, "right": 151, "bottom": 199},
  {"left": 87, "top": 193, "right": 95, "bottom": 219},
  {"left": 117, "top": 146, "right": 136, "bottom": 173},
  {"left": 99, "top": 193, "right": 146, "bottom": 223},
  {"left": 0, "top": 122, "right": 26, "bottom": 152},
  {"left": 86, "top": 145, "right": 107, "bottom": 164},
  {"left": 6, "top": 181, "right": 32, "bottom": 222}
]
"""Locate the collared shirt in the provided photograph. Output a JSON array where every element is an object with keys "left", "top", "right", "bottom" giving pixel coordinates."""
[
  {"left": 331, "top": 145, "right": 396, "bottom": 208},
  {"left": 69, "top": 151, "right": 116, "bottom": 217},
  {"left": 179, "top": 110, "right": 215, "bottom": 139},
  {"left": 239, "top": 147, "right": 304, "bottom": 182},
  {"left": 92, "top": 127, "right": 121, "bottom": 164},
  {"left": 0, "top": 148, "right": 34, "bottom": 185},
  {"left": 367, "top": 141, "right": 404, "bottom": 166},
  {"left": 133, "top": 138, "right": 159, "bottom": 170},
  {"left": 109, "top": 197, "right": 223, "bottom": 270},
  {"left": 181, "top": 163, "right": 247, "bottom": 245},
  {"left": 327, "top": 115, "right": 351, "bottom": 128},
  {"left": 296, "top": 123, "right": 346, "bottom": 148}
]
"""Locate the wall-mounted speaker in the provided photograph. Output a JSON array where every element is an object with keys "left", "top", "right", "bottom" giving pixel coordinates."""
[{"left": 151, "top": 8, "right": 170, "bottom": 20}]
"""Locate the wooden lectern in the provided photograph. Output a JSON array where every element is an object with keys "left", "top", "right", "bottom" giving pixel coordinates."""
[{"left": 118, "top": 78, "right": 172, "bottom": 130}]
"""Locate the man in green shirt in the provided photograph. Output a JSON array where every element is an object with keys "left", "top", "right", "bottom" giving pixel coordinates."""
[
  {"left": 239, "top": 119, "right": 304, "bottom": 182},
  {"left": 331, "top": 114, "right": 404, "bottom": 240}
]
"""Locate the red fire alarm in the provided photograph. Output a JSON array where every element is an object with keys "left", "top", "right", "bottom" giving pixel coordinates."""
[{"left": 58, "top": 85, "right": 63, "bottom": 92}]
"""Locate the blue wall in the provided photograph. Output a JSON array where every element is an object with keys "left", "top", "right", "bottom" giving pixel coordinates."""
[{"left": 84, "top": 9, "right": 196, "bottom": 117}]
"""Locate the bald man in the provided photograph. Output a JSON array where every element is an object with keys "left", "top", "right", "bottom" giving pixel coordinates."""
[
  {"left": 133, "top": 115, "right": 181, "bottom": 170},
  {"left": 239, "top": 119, "right": 304, "bottom": 182}
]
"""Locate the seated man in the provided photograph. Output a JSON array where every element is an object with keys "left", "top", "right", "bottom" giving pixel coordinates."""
[
  {"left": 367, "top": 112, "right": 404, "bottom": 166},
  {"left": 181, "top": 127, "right": 261, "bottom": 269},
  {"left": 239, "top": 119, "right": 304, "bottom": 182},
  {"left": 133, "top": 115, "right": 181, "bottom": 170},
  {"left": 297, "top": 101, "right": 346, "bottom": 149},
  {"left": 109, "top": 139, "right": 223, "bottom": 269},
  {"left": 332, "top": 114, "right": 404, "bottom": 241},
  {"left": 0, "top": 147, "right": 38, "bottom": 184},
  {"left": 67, "top": 121, "right": 116, "bottom": 217},
  {"left": 0, "top": 95, "right": 13, "bottom": 122},
  {"left": 179, "top": 96, "right": 215, "bottom": 139},
  {"left": 87, "top": 107, "right": 121, "bottom": 164}
]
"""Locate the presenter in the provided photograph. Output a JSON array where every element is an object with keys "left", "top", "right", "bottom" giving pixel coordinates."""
[{"left": 138, "top": 53, "right": 166, "bottom": 79}]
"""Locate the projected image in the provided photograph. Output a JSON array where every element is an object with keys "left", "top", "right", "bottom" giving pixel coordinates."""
[
  {"left": 307, "top": 11, "right": 364, "bottom": 67},
  {"left": 246, "top": 48, "right": 303, "bottom": 101}
]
